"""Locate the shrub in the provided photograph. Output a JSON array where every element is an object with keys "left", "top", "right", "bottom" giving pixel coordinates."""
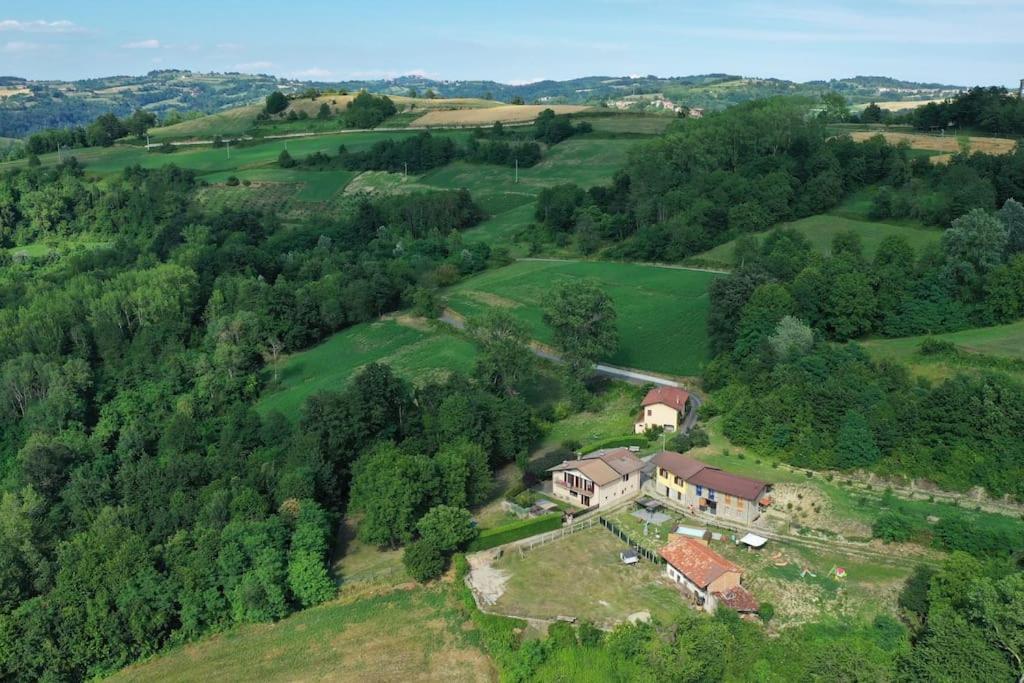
[
  {"left": 871, "top": 510, "right": 917, "bottom": 543},
  {"left": 403, "top": 539, "right": 445, "bottom": 582},
  {"left": 467, "top": 513, "right": 562, "bottom": 552},
  {"left": 757, "top": 602, "right": 775, "bottom": 623},
  {"left": 417, "top": 506, "right": 478, "bottom": 553},
  {"left": 225, "top": 176, "right": 239, "bottom": 186}
]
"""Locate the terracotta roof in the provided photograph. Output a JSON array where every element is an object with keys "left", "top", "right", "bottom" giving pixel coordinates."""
[
  {"left": 651, "top": 451, "right": 709, "bottom": 480},
  {"left": 548, "top": 448, "right": 643, "bottom": 487},
  {"left": 713, "top": 585, "right": 759, "bottom": 612},
  {"left": 659, "top": 537, "right": 741, "bottom": 589},
  {"left": 689, "top": 468, "right": 767, "bottom": 501},
  {"left": 641, "top": 386, "right": 689, "bottom": 411}
]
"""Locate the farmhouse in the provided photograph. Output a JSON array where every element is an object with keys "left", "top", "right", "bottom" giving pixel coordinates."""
[
  {"left": 651, "top": 451, "right": 770, "bottom": 525},
  {"left": 659, "top": 536, "right": 758, "bottom": 613},
  {"left": 634, "top": 386, "right": 690, "bottom": 434},
  {"left": 548, "top": 448, "right": 644, "bottom": 509}
]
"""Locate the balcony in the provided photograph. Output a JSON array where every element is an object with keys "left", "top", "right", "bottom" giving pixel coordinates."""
[{"left": 558, "top": 477, "right": 595, "bottom": 495}]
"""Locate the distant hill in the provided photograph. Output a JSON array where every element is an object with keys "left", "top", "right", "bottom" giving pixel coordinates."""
[{"left": 0, "top": 70, "right": 965, "bottom": 138}]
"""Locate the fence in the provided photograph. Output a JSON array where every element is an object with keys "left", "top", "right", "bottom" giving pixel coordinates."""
[
  {"left": 598, "top": 516, "right": 665, "bottom": 565},
  {"left": 511, "top": 516, "right": 597, "bottom": 554}
]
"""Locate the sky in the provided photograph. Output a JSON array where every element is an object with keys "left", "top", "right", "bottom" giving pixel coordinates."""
[{"left": 1, "top": 0, "right": 1020, "bottom": 86}]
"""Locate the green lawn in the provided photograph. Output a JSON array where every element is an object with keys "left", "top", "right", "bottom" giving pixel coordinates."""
[
  {"left": 490, "top": 526, "right": 684, "bottom": 627},
  {"left": 257, "top": 320, "right": 477, "bottom": 419},
  {"left": 111, "top": 587, "right": 494, "bottom": 683},
  {"left": 695, "top": 214, "right": 942, "bottom": 267},
  {"left": 445, "top": 260, "right": 717, "bottom": 376},
  {"left": 462, "top": 202, "right": 537, "bottom": 254},
  {"left": 6, "top": 236, "right": 113, "bottom": 259}
]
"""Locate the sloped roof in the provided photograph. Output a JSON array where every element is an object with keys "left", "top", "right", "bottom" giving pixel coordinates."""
[
  {"left": 689, "top": 468, "right": 767, "bottom": 501},
  {"left": 548, "top": 448, "right": 642, "bottom": 487},
  {"left": 651, "top": 451, "right": 709, "bottom": 480},
  {"left": 641, "top": 386, "right": 689, "bottom": 411},
  {"left": 713, "top": 585, "right": 759, "bottom": 612},
  {"left": 659, "top": 537, "right": 741, "bottom": 589}
]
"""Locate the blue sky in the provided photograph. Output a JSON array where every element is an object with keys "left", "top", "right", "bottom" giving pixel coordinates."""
[{"left": 1, "top": 0, "right": 1020, "bottom": 86}]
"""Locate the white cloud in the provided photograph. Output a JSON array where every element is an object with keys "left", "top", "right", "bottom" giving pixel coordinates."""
[
  {"left": 2, "top": 41, "right": 42, "bottom": 53},
  {"left": 235, "top": 61, "right": 275, "bottom": 72},
  {"left": 122, "top": 38, "right": 161, "bottom": 49},
  {"left": 217, "top": 42, "right": 243, "bottom": 50},
  {"left": 0, "top": 19, "right": 83, "bottom": 33},
  {"left": 291, "top": 67, "right": 332, "bottom": 79}
]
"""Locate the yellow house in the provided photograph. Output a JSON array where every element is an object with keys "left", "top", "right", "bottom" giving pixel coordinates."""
[
  {"left": 651, "top": 450, "right": 707, "bottom": 503},
  {"left": 634, "top": 386, "right": 690, "bottom": 434}
]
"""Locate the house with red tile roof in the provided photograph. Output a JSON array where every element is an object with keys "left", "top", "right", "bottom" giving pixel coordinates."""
[
  {"left": 659, "top": 536, "right": 758, "bottom": 613},
  {"left": 634, "top": 386, "right": 690, "bottom": 434}
]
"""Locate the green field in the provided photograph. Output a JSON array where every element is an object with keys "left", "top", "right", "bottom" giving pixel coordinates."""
[
  {"left": 257, "top": 320, "right": 477, "bottom": 419},
  {"left": 860, "top": 320, "right": 1024, "bottom": 384},
  {"left": 111, "top": 587, "right": 494, "bottom": 683},
  {"left": 695, "top": 214, "right": 942, "bottom": 267},
  {"left": 445, "top": 260, "right": 717, "bottom": 376}
]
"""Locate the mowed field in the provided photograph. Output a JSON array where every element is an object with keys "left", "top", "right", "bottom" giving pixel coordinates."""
[
  {"left": 110, "top": 588, "right": 495, "bottom": 683},
  {"left": 848, "top": 130, "right": 1018, "bottom": 155},
  {"left": 257, "top": 320, "right": 477, "bottom": 419},
  {"left": 694, "top": 214, "right": 943, "bottom": 266},
  {"left": 411, "top": 104, "right": 589, "bottom": 127},
  {"left": 445, "top": 260, "right": 717, "bottom": 376}
]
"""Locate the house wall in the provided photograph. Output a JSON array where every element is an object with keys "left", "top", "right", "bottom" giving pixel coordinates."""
[
  {"left": 594, "top": 472, "right": 641, "bottom": 506},
  {"left": 708, "top": 570, "right": 742, "bottom": 594},
  {"left": 550, "top": 469, "right": 593, "bottom": 507},
  {"left": 665, "top": 563, "right": 714, "bottom": 613},
  {"left": 635, "top": 402, "right": 681, "bottom": 434},
  {"left": 656, "top": 468, "right": 688, "bottom": 504},
  {"left": 685, "top": 483, "right": 766, "bottom": 525}
]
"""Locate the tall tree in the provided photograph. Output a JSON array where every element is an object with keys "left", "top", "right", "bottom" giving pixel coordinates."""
[{"left": 542, "top": 279, "right": 618, "bottom": 379}]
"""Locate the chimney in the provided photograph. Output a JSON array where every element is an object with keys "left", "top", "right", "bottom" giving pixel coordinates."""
[{"left": 1019, "top": 79, "right": 1024, "bottom": 99}]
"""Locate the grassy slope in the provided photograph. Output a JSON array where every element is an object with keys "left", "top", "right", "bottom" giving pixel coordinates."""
[
  {"left": 110, "top": 587, "right": 495, "bottom": 683},
  {"left": 445, "top": 260, "right": 717, "bottom": 376},
  {"left": 696, "top": 214, "right": 942, "bottom": 266},
  {"left": 257, "top": 320, "right": 477, "bottom": 419}
]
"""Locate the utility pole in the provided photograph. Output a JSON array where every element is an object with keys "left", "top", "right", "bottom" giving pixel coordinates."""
[
  {"left": 146, "top": 133, "right": 150, "bottom": 149},
  {"left": 514, "top": 158, "right": 518, "bottom": 184},
  {"left": 404, "top": 161, "right": 408, "bottom": 177},
  {"left": 57, "top": 144, "right": 62, "bottom": 163},
  {"left": 1019, "top": 78, "right": 1024, "bottom": 99},
  {"left": 226, "top": 139, "right": 231, "bottom": 159}
]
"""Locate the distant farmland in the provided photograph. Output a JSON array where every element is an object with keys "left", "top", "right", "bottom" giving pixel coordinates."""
[
  {"left": 847, "top": 131, "right": 1017, "bottom": 156},
  {"left": 410, "top": 104, "right": 590, "bottom": 127},
  {"left": 445, "top": 260, "right": 718, "bottom": 376}
]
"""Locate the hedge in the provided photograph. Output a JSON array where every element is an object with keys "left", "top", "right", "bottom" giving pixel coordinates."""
[
  {"left": 580, "top": 436, "right": 648, "bottom": 455},
  {"left": 467, "top": 513, "right": 562, "bottom": 552}
]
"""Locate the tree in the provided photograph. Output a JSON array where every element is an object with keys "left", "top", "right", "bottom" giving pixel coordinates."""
[
  {"left": 416, "top": 505, "right": 477, "bottom": 553},
  {"left": 757, "top": 602, "right": 775, "bottom": 623},
  {"left": 469, "top": 309, "right": 533, "bottom": 394},
  {"left": 124, "top": 109, "right": 157, "bottom": 138},
  {"left": 543, "top": 279, "right": 618, "bottom": 379},
  {"left": 768, "top": 316, "right": 814, "bottom": 361},
  {"left": 348, "top": 443, "right": 437, "bottom": 547},
  {"left": 316, "top": 103, "right": 331, "bottom": 120},
  {"left": 434, "top": 439, "right": 492, "bottom": 508},
  {"left": 734, "top": 283, "right": 794, "bottom": 360},
  {"left": 86, "top": 113, "right": 127, "bottom": 147},
  {"left": 278, "top": 149, "right": 296, "bottom": 168},
  {"left": 970, "top": 573, "right": 1024, "bottom": 682},
  {"left": 264, "top": 91, "right": 289, "bottom": 115},
  {"left": 402, "top": 539, "right": 444, "bottom": 582},
  {"left": 835, "top": 410, "right": 880, "bottom": 469},
  {"left": 861, "top": 102, "right": 883, "bottom": 124},
  {"left": 998, "top": 197, "right": 1024, "bottom": 255},
  {"left": 942, "top": 208, "right": 1009, "bottom": 297}
]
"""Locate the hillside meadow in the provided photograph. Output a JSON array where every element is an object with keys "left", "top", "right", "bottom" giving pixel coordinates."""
[
  {"left": 694, "top": 214, "right": 943, "bottom": 267},
  {"left": 257, "top": 320, "right": 477, "bottom": 419},
  {"left": 445, "top": 259, "right": 718, "bottom": 376}
]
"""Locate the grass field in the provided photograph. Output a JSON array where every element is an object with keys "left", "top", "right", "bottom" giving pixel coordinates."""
[
  {"left": 577, "top": 114, "right": 676, "bottom": 135},
  {"left": 256, "top": 320, "right": 477, "bottom": 419},
  {"left": 694, "top": 214, "right": 942, "bottom": 267},
  {"left": 489, "top": 526, "right": 683, "bottom": 627},
  {"left": 445, "top": 260, "right": 717, "bottom": 376},
  {"left": 860, "top": 320, "right": 1024, "bottom": 384},
  {"left": 847, "top": 130, "right": 1017, "bottom": 156},
  {"left": 111, "top": 587, "right": 495, "bottom": 683},
  {"left": 411, "top": 104, "right": 589, "bottom": 127}
]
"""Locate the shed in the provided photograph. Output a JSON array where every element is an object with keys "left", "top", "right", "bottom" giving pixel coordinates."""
[{"left": 620, "top": 549, "right": 639, "bottom": 565}]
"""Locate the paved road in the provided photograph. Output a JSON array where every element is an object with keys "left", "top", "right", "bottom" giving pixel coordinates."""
[{"left": 440, "top": 308, "right": 702, "bottom": 431}]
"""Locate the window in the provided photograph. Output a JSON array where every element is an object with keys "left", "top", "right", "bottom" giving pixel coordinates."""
[
  {"left": 696, "top": 485, "right": 703, "bottom": 496},
  {"left": 736, "top": 499, "right": 744, "bottom": 510},
  {"left": 647, "top": 408, "right": 652, "bottom": 416},
  {"left": 623, "top": 473, "right": 630, "bottom": 481}
]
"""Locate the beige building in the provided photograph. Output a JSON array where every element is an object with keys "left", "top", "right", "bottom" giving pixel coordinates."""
[
  {"left": 635, "top": 386, "right": 690, "bottom": 434},
  {"left": 548, "top": 448, "right": 644, "bottom": 509},
  {"left": 660, "top": 536, "right": 758, "bottom": 613}
]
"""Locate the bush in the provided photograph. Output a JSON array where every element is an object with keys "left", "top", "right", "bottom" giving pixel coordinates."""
[
  {"left": 265, "top": 91, "right": 289, "bottom": 115},
  {"left": 417, "top": 505, "right": 478, "bottom": 553},
  {"left": 872, "top": 510, "right": 918, "bottom": 543},
  {"left": 579, "top": 436, "right": 648, "bottom": 454},
  {"left": 757, "top": 602, "right": 775, "bottom": 623},
  {"left": 403, "top": 539, "right": 445, "bottom": 582},
  {"left": 467, "top": 513, "right": 562, "bottom": 552},
  {"left": 225, "top": 176, "right": 239, "bottom": 186}
]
